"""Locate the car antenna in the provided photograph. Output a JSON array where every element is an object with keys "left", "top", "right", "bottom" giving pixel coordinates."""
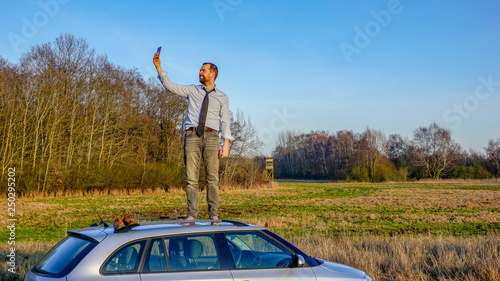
[{"left": 84, "top": 193, "right": 108, "bottom": 227}]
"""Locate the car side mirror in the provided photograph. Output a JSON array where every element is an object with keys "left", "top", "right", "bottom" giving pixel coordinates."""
[{"left": 293, "top": 254, "right": 306, "bottom": 268}]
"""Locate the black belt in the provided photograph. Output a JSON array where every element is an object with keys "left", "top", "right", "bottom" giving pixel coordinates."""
[{"left": 187, "top": 127, "right": 218, "bottom": 132}]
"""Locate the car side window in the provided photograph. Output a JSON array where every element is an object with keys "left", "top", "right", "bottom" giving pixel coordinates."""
[
  {"left": 164, "top": 234, "right": 220, "bottom": 271},
  {"left": 225, "top": 232, "right": 294, "bottom": 269},
  {"left": 102, "top": 240, "right": 146, "bottom": 274},
  {"left": 143, "top": 238, "right": 167, "bottom": 272}
]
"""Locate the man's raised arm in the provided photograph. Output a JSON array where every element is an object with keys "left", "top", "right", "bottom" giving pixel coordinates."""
[{"left": 153, "top": 51, "right": 191, "bottom": 97}]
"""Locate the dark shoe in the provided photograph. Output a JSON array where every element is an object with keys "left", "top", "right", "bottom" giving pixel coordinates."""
[
  {"left": 123, "top": 215, "right": 138, "bottom": 226},
  {"left": 114, "top": 217, "right": 125, "bottom": 231}
]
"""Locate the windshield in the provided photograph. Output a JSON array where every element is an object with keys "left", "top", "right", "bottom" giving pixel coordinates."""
[{"left": 34, "top": 235, "right": 97, "bottom": 278}]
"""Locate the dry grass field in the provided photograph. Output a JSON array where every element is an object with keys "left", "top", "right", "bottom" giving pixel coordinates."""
[{"left": 1, "top": 180, "right": 499, "bottom": 280}]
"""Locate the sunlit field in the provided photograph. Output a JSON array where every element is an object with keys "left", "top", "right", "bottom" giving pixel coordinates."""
[{"left": 2, "top": 181, "right": 499, "bottom": 280}]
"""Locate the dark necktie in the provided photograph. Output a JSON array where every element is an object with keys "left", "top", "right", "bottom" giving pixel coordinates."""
[{"left": 197, "top": 88, "right": 214, "bottom": 137}]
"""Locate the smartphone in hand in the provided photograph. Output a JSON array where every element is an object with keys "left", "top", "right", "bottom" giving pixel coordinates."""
[{"left": 157, "top": 46, "right": 162, "bottom": 55}]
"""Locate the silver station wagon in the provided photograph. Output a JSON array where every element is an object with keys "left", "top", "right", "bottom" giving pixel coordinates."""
[{"left": 25, "top": 217, "right": 372, "bottom": 281}]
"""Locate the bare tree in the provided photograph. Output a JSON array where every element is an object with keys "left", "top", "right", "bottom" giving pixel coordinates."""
[
  {"left": 330, "top": 130, "right": 356, "bottom": 180},
  {"left": 143, "top": 78, "right": 187, "bottom": 164},
  {"left": 363, "top": 127, "right": 387, "bottom": 182},
  {"left": 412, "top": 123, "right": 461, "bottom": 179},
  {"left": 0, "top": 57, "right": 21, "bottom": 180},
  {"left": 486, "top": 138, "right": 500, "bottom": 178},
  {"left": 388, "top": 134, "right": 410, "bottom": 169},
  {"left": 220, "top": 110, "right": 263, "bottom": 185},
  {"left": 305, "top": 131, "right": 331, "bottom": 179},
  {"left": 273, "top": 130, "right": 300, "bottom": 178}
]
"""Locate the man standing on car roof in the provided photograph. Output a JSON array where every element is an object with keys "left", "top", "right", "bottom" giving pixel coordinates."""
[{"left": 153, "top": 50, "right": 233, "bottom": 222}]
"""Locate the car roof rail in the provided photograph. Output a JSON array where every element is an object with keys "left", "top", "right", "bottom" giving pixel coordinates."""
[
  {"left": 90, "top": 216, "right": 183, "bottom": 227},
  {"left": 90, "top": 216, "right": 249, "bottom": 227},
  {"left": 220, "top": 219, "right": 249, "bottom": 226}
]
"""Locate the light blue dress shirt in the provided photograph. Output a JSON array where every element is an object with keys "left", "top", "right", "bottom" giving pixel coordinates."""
[{"left": 158, "top": 70, "right": 234, "bottom": 141}]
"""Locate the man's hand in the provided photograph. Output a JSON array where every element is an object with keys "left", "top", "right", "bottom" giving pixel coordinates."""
[
  {"left": 153, "top": 52, "right": 162, "bottom": 74},
  {"left": 219, "top": 138, "right": 230, "bottom": 159}
]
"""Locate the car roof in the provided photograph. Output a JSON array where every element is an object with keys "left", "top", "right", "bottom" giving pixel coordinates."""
[{"left": 68, "top": 218, "right": 265, "bottom": 243}]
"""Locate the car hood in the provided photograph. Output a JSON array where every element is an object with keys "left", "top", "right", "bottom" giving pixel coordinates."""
[{"left": 313, "top": 259, "right": 371, "bottom": 280}]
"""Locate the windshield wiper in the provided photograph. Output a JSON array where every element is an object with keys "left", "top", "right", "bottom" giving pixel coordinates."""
[{"left": 33, "top": 267, "right": 57, "bottom": 276}]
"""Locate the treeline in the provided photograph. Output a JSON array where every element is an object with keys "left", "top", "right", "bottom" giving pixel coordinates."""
[
  {"left": 273, "top": 125, "right": 500, "bottom": 181},
  {"left": 0, "top": 33, "right": 265, "bottom": 196},
  {"left": 3, "top": 34, "right": 499, "bottom": 195}
]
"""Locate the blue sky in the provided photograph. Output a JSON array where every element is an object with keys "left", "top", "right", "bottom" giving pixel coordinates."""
[{"left": 1, "top": 0, "right": 499, "bottom": 155}]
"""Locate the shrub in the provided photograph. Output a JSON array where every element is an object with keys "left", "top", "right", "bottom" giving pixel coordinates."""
[{"left": 452, "top": 163, "right": 492, "bottom": 179}]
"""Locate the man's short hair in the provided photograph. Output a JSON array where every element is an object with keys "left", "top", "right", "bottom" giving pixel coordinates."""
[{"left": 203, "top": 62, "right": 218, "bottom": 80}]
